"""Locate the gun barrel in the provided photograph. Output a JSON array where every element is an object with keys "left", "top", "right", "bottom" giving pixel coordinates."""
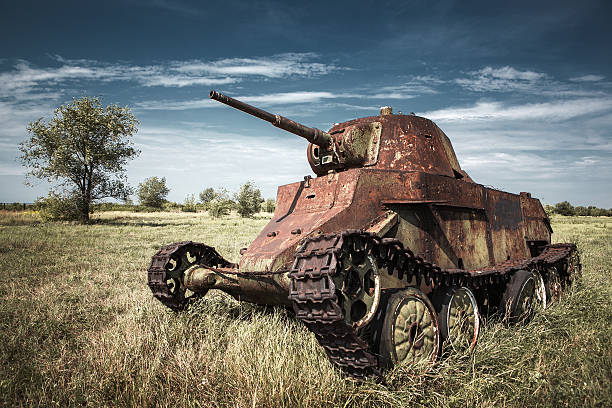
[{"left": 209, "top": 90, "right": 332, "bottom": 147}]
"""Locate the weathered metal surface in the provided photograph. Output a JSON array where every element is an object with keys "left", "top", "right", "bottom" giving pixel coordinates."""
[{"left": 147, "top": 94, "right": 581, "bottom": 379}]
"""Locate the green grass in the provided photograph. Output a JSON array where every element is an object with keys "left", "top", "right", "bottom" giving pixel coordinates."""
[{"left": 0, "top": 211, "right": 610, "bottom": 407}]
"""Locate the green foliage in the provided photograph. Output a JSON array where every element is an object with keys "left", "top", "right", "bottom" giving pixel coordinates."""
[
  {"left": 0, "top": 203, "right": 33, "bottom": 211},
  {"left": 543, "top": 204, "right": 555, "bottom": 218},
  {"left": 92, "top": 202, "right": 137, "bottom": 212},
  {"left": 207, "top": 200, "right": 231, "bottom": 218},
  {"left": 263, "top": 198, "right": 276, "bottom": 213},
  {"left": 199, "top": 187, "right": 217, "bottom": 205},
  {"left": 137, "top": 177, "right": 169, "bottom": 208},
  {"left": 548, "top": 201, "right": 610, "bottom": 217},
  {"left": 554, "top": 201, "right": 575, "bottom": 216},
  {"left": 161, "top": 201, "right": 181, "bottom": 211},
  {"left": 19, "top": 96, "right": 139, "bottom": 222},
  {"left": 35, "top": 192, "right": 83, "bottom": 221},
  {"left": 207, "top": 188, "right": 235, "bottom": 218},
  {"left": 182, "top": 194, "right": 197, "bottom": 212},
  {"left": 235, "top": 181, "right": 263, "bottom": 218}
]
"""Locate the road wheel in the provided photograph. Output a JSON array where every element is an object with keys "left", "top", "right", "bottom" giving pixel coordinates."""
[
  {"left": 544, "top": 266, "right": 563, "bottom": 303},
  {"left": 334, "top": 247, "right": 381, "bottom": 329},
  {"left": 564, "top": 251, "right": 582, "bottom": 285},
  {"left": 501, "top": 269, "right": 539, "bottom": 324},
  {"left": 379, "top": 287, "right": 440, "bottom": 368},
  {"left": 433, "top": 286, "right": 480, "bottom": 352},
  {"left": 532, "top": 269, "right": 547, "bottom": 310}
]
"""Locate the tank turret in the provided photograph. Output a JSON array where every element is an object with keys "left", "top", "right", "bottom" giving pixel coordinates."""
[
  {"left": 146, "top": 90, "right": 581, "bottom": 380},
  {"left": 210, "top": 90, "right": 471, "bottom": 179}
]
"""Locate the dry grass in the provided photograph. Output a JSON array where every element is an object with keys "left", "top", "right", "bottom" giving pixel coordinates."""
[{"left": 0, "top": 212, "right": 610, "bottom": 407}]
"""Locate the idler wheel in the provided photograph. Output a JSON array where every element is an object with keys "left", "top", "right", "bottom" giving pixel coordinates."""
[
  {"left": 162, "top": 244, "right": 207, "bottom": 310},
  {"left": 333, "top": 249, "right": 381, "bottom": 328},
  {"left": 433, "top": 286, "right": 480, "bottom": 353},
  {"left": 379, "top": 288, "right": 440, "bottom": 369},
  {"left": 544, "top": 266, "right": 563, "bottom": 304},
  {"left": 501, "top": 269, "right": 543, "bottom": 324}
]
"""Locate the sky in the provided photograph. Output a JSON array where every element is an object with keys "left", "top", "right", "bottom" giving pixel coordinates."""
[{"left": 1, "top": 0, "right": 611, "bottom": 207}]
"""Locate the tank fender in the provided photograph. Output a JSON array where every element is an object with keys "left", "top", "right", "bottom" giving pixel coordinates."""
[{"left": 366, "top": 211, "right": 399, "bottom": 237}]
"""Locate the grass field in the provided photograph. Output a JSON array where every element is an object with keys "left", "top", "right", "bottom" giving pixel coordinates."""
[{"left": 0, "top": 211, "right": 610, "bottom": 407}]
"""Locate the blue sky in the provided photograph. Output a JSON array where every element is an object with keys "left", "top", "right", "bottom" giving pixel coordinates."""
[{"left": 1, "top": 0, "right": 611, "bottom": 207}]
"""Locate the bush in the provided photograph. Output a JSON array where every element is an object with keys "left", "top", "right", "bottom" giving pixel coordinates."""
[
  {"left": 161, "top": 201, "right": 181, "bottom": 211},
  {"left": 554, "top": 201, "right": 575, "bottom": 216},
  {"left": 182, "top": 194, "right": 197, "bottom": 212},
  {"left": 547, "top": 201, "right": 610, "bottom": 217},
  {"left": 35, "top": 192, "right": 83, "bottom": 221},
  {"left": 208, "top": 199, "right": 234, "bottom": 218},
  {"left": 199, "top": 188, "right": 217, "bottom": 205},
  {"left": 138, "top": 177, "right": 169, "bottom": 208},
  {"left": 263, "top": 198, "right": 276, "bottom": 213},
  {"left": 235, "top": 181, "right": 263, "bottom": 218}
]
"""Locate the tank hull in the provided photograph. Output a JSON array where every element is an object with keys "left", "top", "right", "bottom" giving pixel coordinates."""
[{"left": 239, "top": 167, "right": 551, "bottom": 276}]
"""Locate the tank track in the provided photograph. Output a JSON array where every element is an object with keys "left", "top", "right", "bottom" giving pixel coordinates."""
[
  {"left": 147, "top": 236, "right": 579, "bottom": 380},
  {"left": 147, "top": 241, "right": 236, "bottom": 311},
  {"left": 288, "top": 231, "right": 579, "bottom": 380}
]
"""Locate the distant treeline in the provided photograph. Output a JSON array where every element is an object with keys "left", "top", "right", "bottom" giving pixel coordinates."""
[
  {"left": 1, "top": 203, "right": 35, "bottom": 211},
  {"left": 4, "top": 200, "right": 610, "bottom": 218},
  {"left": 545, "top": 201, "right": 612, "bottom": 217}
]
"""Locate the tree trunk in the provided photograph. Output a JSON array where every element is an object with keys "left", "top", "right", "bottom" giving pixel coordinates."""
[{"left": 79, "top": 194, "right": 90, "bottom": 223}]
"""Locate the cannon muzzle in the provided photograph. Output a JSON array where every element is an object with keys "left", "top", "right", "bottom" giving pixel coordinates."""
[{"left": 209, "top": 90, "right": 332, "bottom": 147}]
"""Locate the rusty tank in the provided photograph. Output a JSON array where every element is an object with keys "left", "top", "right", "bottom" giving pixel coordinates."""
[{"left": 147, "top": 90, "right": 581, "bottom": 380}]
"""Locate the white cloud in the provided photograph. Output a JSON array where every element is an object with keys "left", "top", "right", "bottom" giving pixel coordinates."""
[
  {"left": 455, "top": 66, "right": 547, "bottom": 92},
  {"left": 174, "top": 53, "right": 338, "bottom": 78},
  {"left": 364, "top": 76, "right": 442, "bottom": 99},
  {"left": 569, "top": 74, "right": 605, "bottom": 82},
  {"left": 240, "top": 91, "right": 338, "bottom": 105},
  {"left": 0, "top": 53, "right": 340, "bottom": 101},
  {"left": 422, "top": 98, "right": 612, "bottom": 122},
  {"left": 140, "top": 75, "right": 236, "bottom": 87},
  {"left": 136, "top": 91, "right": 342, "bottom": 110},
  {"left": 571, "top": 156, "right": 599, "bottom": 167}
]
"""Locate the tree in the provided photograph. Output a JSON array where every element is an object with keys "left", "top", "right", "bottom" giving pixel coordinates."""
[
  {"left": 263, "top": 198, "right": 276, "bottom": 213},
  {"left": 207, "top": 188, "right": 234, "bottom": 218},
  {"left": 235, "top": 181, "right": 263, "bottom": 217},
  {"left": 543, "top": 204, "right": 555, "bottom": 217},
  {"left": 199, "top": 188, "right": 217, "bottom": 205},
  {"left": 182, "top": 194, "right": 197, "bottom": 212},
  {"left": 554, "top": 201, "right": 575, "bottom": 216},
  {"left": 574, "top": 206, "right": 589, "bottom": 216},
  {"left": 138, "top": 177, "right": 169, "bottom": 208},
  {"left": 19, "top": 97, "right": 139, "bottom": 222}
]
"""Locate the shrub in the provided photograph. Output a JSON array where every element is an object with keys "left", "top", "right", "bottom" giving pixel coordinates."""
[
  {"left": 35, "top": 192, "right": 83, "bottom": 221},
  {"left": 182, "top": 194, "right": 197, "bottom": 212},
  {"left": 208, "top": 199, "right": 234, "bottom": 218},
  {"left": 554, "top": 201, "right": 575, "bottom": 216},
  {"left": 235, "top": 181, "right": 263, "bottom": 218},
  {"left": 263, "top": 198, "right": 276, "bottom": 213},
  {"left": 199, "top": 188, "right": 217, "bottom": 205},
  {"left": 161, "top": 201, "right": 181, "bottom": 211}
]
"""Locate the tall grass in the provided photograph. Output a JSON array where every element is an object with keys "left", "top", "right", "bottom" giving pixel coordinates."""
[{"left": 0, "top": 212, "right": 610, "bottom": 407}]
